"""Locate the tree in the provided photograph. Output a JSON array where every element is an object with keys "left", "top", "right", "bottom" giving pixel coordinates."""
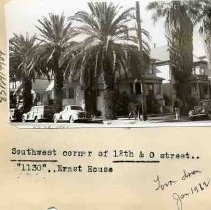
[
  {"left": 147, "top": 1, "right": 194, "bottom": 114},
  {"left": 136, "top": 1, "right": 147, "bottom": 120},
  {"left": 9, "top": 34, "right": 40, "bottom": 112},
  {"left": 36, "top": 13, "right": 75, "bottom": 112},
  {"left": 68, "top": 2, "right": 150, "bottom": 120}
]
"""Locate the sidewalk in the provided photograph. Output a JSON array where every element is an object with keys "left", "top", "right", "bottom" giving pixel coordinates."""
[{"left": 102, "top": 114, "right": 190, "bottom": 126}]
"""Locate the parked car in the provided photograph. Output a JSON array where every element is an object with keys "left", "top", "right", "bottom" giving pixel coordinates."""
[
  {"left": 22, "top": 105, "right": 55, "bottom": 123},
  {"left": 53, "top": 105, "right": 92, "bottom": 123},
  {"left": 9, "top": 107, "right": 24, "bottom": 122},
  {"left": 188, "top": 100, "right": 211, "bottom": 120}
]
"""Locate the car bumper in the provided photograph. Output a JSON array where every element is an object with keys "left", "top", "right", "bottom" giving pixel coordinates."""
[
  {"left": 189, "top": 113, "right": 207, "bottom": 118},
  {"left": 75, "top": 117, "right": 92, "bottom": 122}
]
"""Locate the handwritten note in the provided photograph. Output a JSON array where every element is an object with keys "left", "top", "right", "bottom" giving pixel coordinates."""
[
  {"left": 153, "top": 169, "right": 210, "bottom": 210},
  {"left": 0, "top": 50, "right": 6, "bottom": 103}
]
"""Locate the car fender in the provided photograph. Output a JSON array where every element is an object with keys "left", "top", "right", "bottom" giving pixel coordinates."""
[{"left": 22, "top": 113, "right": 27, "bottom": 118}]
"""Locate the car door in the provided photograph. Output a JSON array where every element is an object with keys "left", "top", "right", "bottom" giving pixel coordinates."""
[
  {"left": 63, "top": 106, "right": 70, "bottom": 121},
  {"left": 60, "top": 106, "right": 67, "bottom": 121}
]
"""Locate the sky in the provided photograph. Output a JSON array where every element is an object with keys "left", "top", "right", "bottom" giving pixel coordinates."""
[
  {"left": 5, "top": 0, "right": 206, "bottom": 56},
  {"left": 5, "top": 0, "right": 207, "bottom": 83}
]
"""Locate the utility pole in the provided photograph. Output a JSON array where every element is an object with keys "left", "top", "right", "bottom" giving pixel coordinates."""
[{"left": 135, "top": 1, "right": 147, "bottom": 121}]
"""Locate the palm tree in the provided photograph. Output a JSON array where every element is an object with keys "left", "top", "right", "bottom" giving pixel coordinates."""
[
  {"left": 9, "top": 34, "right": 41, "bottom": 112},
  {"left": 36, "top": 13, "right": 75, "bottom": 112},
  {"left": 68, "top": 2, "right": 150, "bottom": 120},
  {"left": 147, "top": 1, "right": 194, "bottom": 113}
]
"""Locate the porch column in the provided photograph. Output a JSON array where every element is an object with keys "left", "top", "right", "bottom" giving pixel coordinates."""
[{"left": 197, "top": 81, "right": 200, "bottom": 100}]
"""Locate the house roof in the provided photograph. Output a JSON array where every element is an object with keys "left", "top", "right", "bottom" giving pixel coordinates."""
[
  {"left": 151, "top": 45, "right": 208, "bottom": 64},
  {"left": 32, "top": 79, "right": 52, "bottom": 90}
]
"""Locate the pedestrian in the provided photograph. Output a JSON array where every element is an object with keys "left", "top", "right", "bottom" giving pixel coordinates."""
[
  {"left": 174, "top": 101, "right": 180, "bottom": 120},
  {"left": 128, "top": 102, "right": 137, "bottom": 119},
  {"left": 81, "top": 99, "right": 85, "bottom": 110}
]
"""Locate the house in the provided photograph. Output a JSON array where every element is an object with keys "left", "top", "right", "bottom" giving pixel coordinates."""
[
  {"left": 151, "top": 45, "right": 211, "bottom": 112},
  {"left": 114, "top": 60, "right": 164, "bottom": 114},
  {"left": 10, "top": 79, "right": 79, "bottom": 108},
  {"left": 10, "top": 61, "right": 165, "bottom": 115}
]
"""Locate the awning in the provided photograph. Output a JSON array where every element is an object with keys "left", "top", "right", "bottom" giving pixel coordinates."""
[{"left": 46, "top": 80, "right": 54, "bottom": 91}]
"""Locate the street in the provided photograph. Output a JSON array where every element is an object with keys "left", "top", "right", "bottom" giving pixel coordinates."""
[{"left": 11, "top": 115, "right": 211, "bottom": 128}]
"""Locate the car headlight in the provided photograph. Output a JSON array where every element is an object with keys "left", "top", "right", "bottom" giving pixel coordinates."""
[{"left": 188, "top": 111, "right": 193, "bottom": 115}]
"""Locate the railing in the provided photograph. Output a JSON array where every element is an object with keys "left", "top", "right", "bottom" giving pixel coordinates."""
[{"left": 190, "top": 74, "right": 208, "bottom": 81}]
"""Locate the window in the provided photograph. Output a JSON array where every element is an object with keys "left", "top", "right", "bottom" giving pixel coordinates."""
[
  {"left": 71, "top": 106, "right": 83, "bottom": 111},
  {"left": 135, "top": 83, "right": 142, "bottom": 95},
  {"left": 63, "top": 88, "right": 67, "bottom": 98},
  {"left": 200, "top": 68, "right": 205, "bottom": 75},
  {"left": 148, "top": 65, "right": 154, "bottom": 74},
  {"left": 192, "top": 84, "right": 197, "bottom": 91},
  {"left": 204, "top": 85, "right": 208, "bottom": 95},
  {"left": 130, "top": 83, "right": 133, "bottom": 94},
  {"left": 155, "top": 84, "right": 161, "bottom": 95},
  {"left": 195, "top": 66, "right": 200, "bottom": 75},
  {"left": 147, "top": 84, "right": 153, "bottom": 95},
  {"left": 36, "top": 93, "right": 43, "bottom": 102},
  {"left": 68, "top": 87, "right": 74, "bottom": 99},
  {"left": 148, "top": 84, "right": 153, "bottom": 91}
]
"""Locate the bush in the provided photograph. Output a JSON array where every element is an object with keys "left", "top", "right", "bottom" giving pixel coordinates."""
[{"left": 114, "top": 91, "right": 129, "bottom": 116}]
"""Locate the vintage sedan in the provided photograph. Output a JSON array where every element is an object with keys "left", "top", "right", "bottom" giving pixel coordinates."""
[
  {"left": 22, "top": 105, "right": 55, "bottom": 123},
  {"left": 10, "top": 107, "right": 24, "bottom": 122},
  {"left": 53, "top": 105, "right": 92, "bottom": 123},
  {"left": 188, "top": 100, "right": 211, "bottom": 120}
]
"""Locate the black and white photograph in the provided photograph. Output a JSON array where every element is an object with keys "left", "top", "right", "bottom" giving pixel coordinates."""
[{"left": 7, "top": 0, "right": 211, "bottom": 128}]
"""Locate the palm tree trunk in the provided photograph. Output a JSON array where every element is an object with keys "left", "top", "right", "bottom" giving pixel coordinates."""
[
  {"left": 54, "top": 69, "right": 63, "bottom": 112},
  {"left": 101, "top": 71, "right": 115, "bottom": 120},
  {"left": 22, "top": 77, "right": 33, "bottom": 112},
  {"left": 53, "top": 50, "right": 64, "bottom": 112},
  {"left": 85, "top": 88, "right": 97, "bottom": 114},
  {"left": 136, "top": 1, "right": 147, "bottom": 120}
]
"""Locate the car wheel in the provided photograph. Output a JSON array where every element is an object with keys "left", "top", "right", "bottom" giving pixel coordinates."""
[
  {"left": 53, "top": 116, "right": 58, "bottom": 123},
  {"left": 34, "top": 117, "right": 39, "bottom": 123},
  {"left": 189, "top": 117, "right": 194, "bottom": 121},
  {"left": 69, "top": 116, "right": 75, "bottom": 123},
  {"left": 22, "top": 116, "right": 26, "bottom": 123},
  {"left": 208, "top": 113, "right": 211, "bottom": 120}
]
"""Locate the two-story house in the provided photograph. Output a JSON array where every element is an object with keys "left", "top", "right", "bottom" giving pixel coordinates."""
[{"left": 151, "top": 45, "right": 211, "bottom": 112}]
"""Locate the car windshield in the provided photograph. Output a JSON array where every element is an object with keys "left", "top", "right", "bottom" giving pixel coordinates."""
[{"left": 71, "top": 106, "right": 83, "bottom": 111}]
